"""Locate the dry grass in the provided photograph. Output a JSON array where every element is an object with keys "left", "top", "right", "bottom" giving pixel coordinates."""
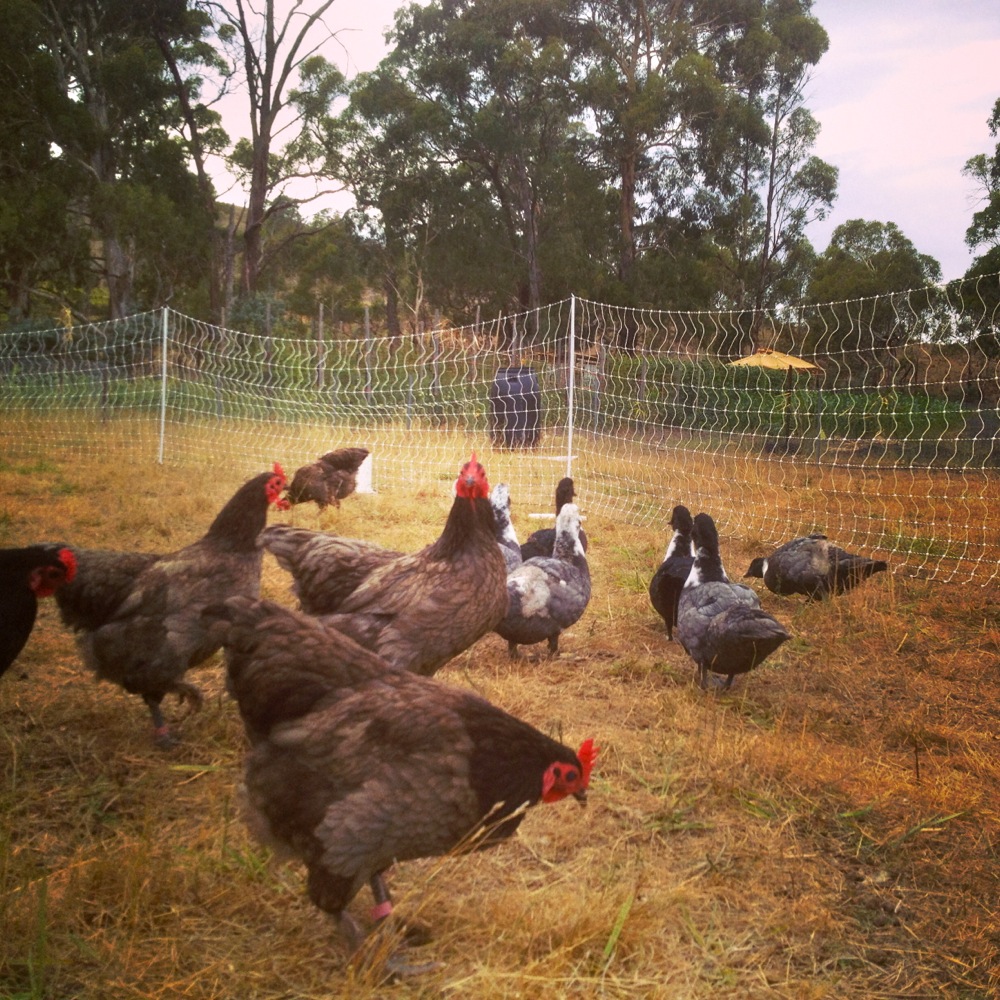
[{"left": 1, "top": 447, "right": 998, "bottom": 999}]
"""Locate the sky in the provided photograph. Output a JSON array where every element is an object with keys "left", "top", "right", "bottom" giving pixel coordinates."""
[
  {"left": 805, "top": 1, "right": 1000, "bottom": 281},
  {"left": 280, "top": 0, "right": 1000, "bottom": 284}
]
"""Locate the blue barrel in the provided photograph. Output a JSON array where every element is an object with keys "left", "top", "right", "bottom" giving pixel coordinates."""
[{"left": 489, "top": 365, "right": 541, "bottom": 448}]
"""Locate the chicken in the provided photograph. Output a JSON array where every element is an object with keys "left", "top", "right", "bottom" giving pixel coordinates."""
[
  {"left": 259, "top": 525, "right": 402, "bottom": 616},
  {"left": 648, "top": 505, "right": 694, "bottom": 641},
  {"left": 287, "top": 447, "right": 370, "bottom": 511},
  {"left": 1, "top": 545, "right": 77, "bottom": 678},
  {"left": 676, "top": 513, "right": 790, "bottom": 690},
  {"left": 745, "top": 534, "right": 888, "bottom": 598},
  {"left": 268, "top": 453, "right": 509, "bottom": 677},
  {"left": 519, "top": 477, "right": 589, "bottom": 561},
  {"left": 496, "top": 502, "right": 591, "bottom": 659},
  {"left": 207, "top": 595, "right": 597, "bottom": 973},
  {"left": 56, "top": 465, "right": 288, "bottom": 747},
  {"left": 489, "top": 482, "right": 522, "bottom": 571}
]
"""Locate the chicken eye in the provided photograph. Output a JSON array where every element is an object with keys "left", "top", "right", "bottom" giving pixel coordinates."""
[{"left": 566, "top": 769, "right": 578, "bottom": 782}]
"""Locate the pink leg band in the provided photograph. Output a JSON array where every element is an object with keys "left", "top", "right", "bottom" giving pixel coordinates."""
[{"left": 371, "top": 900, "right": 393, "bottom": 921}]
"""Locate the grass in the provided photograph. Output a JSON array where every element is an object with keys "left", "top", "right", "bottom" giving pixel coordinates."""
[{"left": 0, "top": 444, "right": 998, "bottom": 998}]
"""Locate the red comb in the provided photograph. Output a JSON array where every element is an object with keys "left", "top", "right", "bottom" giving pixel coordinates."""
[
  {"left": 58, "top": 548, "right": 77, "bottom": 582},
  {"left": 577, "top": 738, "right": 598, "bottom": 785},
  {"left": 272, "top": 461, "right": 286, "bottom": 482}
]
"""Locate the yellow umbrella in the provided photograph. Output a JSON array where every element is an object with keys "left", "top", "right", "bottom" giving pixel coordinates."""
[{"left": 727, "top": 347, "right": 821, "bottom": 372}]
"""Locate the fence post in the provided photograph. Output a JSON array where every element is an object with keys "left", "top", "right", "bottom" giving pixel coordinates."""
[
  {"left": 158, "top": 306, "right": 168, "bottom": 464},
  {"left": 566, "top": 295, "right": 576, "bottom": 478}
]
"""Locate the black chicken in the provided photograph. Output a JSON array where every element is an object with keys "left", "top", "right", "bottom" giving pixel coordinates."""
[{"left": 1, "top": 545, "right": 77, "bottom": 678}]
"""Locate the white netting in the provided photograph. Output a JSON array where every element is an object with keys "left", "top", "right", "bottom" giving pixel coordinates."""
[{"left": 1, "top": 280, "right": 997, "bottom": 585}]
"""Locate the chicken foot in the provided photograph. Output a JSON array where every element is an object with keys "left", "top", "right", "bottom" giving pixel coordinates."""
[
  {"left": 339, "top": 873, "right": 440, "bottom": 979},
  {"left": 143, "top": 681, "right": 203, "bottom": 749}
]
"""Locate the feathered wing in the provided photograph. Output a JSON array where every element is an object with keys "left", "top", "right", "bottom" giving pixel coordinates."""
[
  {"left": 677, "top": 580, "right": 789, "bottom": 686},
  {"left": 319, "top": 525, "right": 509, "bottom": 675},
  {"left": 55, "top": 549, "right": 161, "bottom": 632},
  {"left": 259, "top": 524, "right": 402, "bottom": 615},
  {"left": 318, "top": 446, "right": 370, "bottom": 473}
]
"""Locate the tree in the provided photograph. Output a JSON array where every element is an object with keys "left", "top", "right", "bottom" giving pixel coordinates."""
[
  {"left": 572, "top": 0, "right": 728, "bottom": 294},
  {"left": 4, "top": 0, "right": 224, "bottom": 320},
  {"left": 805, "top": 219, "right": 941, "bottom": 374},
  {"left": 957, "top": 97, "right": 1000, "bottom": 343},
  {"left": 962, "top": 96, "right": 1000, "bottom": 270},
  {"left": 378, "top": 0, "right": 593, "bottom": 318},
  {"left": 0, "top": 0, "right": 89, "bottom": 320},
  {"left": 705, "top": 0, "right": 837, "bottom": 330},
  {"left": 208, "top": 0, "right": 345, "bottom": 298}
]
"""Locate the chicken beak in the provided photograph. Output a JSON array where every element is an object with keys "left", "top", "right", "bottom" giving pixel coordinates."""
[{"left": 573, "top": 789, "right": 588, "bottom": 805}]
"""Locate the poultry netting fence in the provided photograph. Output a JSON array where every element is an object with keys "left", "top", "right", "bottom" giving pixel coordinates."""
[{"left": 1, "top": 279, "right": 998, "bottom": 585}]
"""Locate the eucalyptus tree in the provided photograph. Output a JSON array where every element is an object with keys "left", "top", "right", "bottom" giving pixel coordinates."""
[
  {"left": 570, "top": 0, "right": 729, "bottom": 294},
  {"left": 376, "top": 0, "right": 597, "bottom": 318},
  {"left": 805, "top": 219, "right": 941, "bottom": 375},
  {"left": 4, "top": 0, "right": 222, "bottom": 319},
  {"left": 0, "top": 0, "right": 88, "bottom": 319},
  {"left": 206, "top": 0, "right": 346, "bottom": 297},
  {"left": 706, "top": 0, "right": 836, "bottom": 330},
  {"left": 942, "top": 96, "right": 1000, "bottom": 353}
]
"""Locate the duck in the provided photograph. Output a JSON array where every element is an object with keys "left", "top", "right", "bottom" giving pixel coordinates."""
[
  {"left": 519, "top": 477, "right": 588, "bottom": 561},
  {"left": 648, "top": 504, "right": 694, "bottom": 641},
  {"left": 489, "top": 483, "right": 522, "bottom": 572},
  {"left": 745, "top": 534, "right": 888, "bottom": 598},
  {"left": 676, "top": 513, "right": 790, "bottom": 689},
  {"left": 496, "top": 502, "right": 590, "bottom": 659}
]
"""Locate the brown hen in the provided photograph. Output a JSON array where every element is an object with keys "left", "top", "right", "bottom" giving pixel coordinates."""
[
  {"left": 56, "top": 465, "right": 288, "bottom": 746},
  {"left": 263, "top": 453, "right": 508, "bottom": 676},
  {"left": 208, "top": 595, "right": 597, "bottom": 973},
  {"left": 287, "top": 446, "right": 370, "bottom": 510}
]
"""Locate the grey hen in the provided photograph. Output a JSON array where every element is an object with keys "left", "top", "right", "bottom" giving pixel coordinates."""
[
  {"left": 496, "top": 502, "right": 590, "bottom": 658},
  {"left": 676, "top": 513, "right": 790, "bottom": 689},
  {"left": 206, "top": 596, "right": 596, "bottom": 975},
  {"left": 745, "top": 534, "right": 888, "bottom": 598}
]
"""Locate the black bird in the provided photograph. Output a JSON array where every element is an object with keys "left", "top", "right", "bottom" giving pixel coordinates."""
[
  {"left": 648, "top": 504, "right": 694, "bottom": 640},
  {"left": 519, "top": 477, "right": 588, "bottom": 561},
  {"left": 1, "top": 545, "right": 77, "bottom": 678},
  {"left": 745, "top": 534, "right": 888, "bottom": 598},
  {"left": 676, "top": 514, "right": 790, "bottom": 690}
]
